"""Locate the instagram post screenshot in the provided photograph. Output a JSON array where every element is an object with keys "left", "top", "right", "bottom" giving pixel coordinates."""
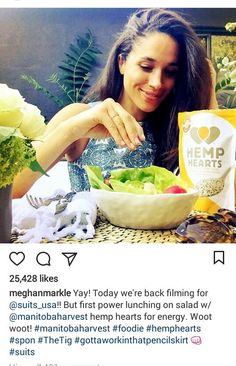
[{"left": 0, "top": 2, "right": 236, "bottom": 366}]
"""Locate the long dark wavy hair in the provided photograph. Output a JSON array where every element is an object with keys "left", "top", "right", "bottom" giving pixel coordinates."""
[{"left": 84, "top": 8, "right": 212, "bottom": 171}]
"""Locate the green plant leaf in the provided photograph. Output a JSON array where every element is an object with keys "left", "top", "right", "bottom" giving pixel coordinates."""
[
  {"left": 21, "top": 29, "right": 102, "bottom": 108},
  {"left": 0, "top": 126, "right": 25, "bottom": 143},
  {"left": 21, "top": 74, "right": 66, "bottom": 107},
  {"left": 29, "top": 160, "right": 49, "bottom": 176},
  {"left": 225, "top": 93, "right": 236, "bottom": 108},
  {"left": 215, "top": 77, "right": 231, "bottom": 92}
]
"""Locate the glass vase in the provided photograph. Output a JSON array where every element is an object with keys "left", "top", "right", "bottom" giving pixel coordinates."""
[{"left": 0, "top": 184, "right": 12, "bottom": 243}]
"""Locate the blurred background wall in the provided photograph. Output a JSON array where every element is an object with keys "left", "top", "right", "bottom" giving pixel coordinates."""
[{"left": 0, "top": 8, "right": 235, "bottom": 120}]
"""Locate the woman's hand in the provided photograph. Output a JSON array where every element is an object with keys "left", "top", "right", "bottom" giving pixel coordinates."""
[
  {"left": 71, "top": 98, "right": 145, "bottom": 150},
  {"left": 12, "top": 99, "right": 145, "bottom": 198}
]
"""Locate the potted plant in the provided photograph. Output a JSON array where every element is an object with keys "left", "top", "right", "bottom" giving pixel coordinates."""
[
  {"left": 215, "top": 55, "right": 236, "bottom": 108},
  {"left": 0, "top": 83, "right": 46, "bottom": 243},
  {"left": 214, "top": 22, "right": 236, "bottom": 108}
]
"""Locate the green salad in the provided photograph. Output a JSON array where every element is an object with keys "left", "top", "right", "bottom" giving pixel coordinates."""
[{"left": 85, "top": 165, "right": 188, "bottom": 195}]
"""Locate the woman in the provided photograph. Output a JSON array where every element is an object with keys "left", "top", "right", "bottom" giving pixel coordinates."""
[{"left": 13, "top": 8, "right": 218, "bottom": 197}]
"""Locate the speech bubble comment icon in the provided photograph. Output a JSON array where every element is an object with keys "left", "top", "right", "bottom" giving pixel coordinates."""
[
  {"left": 9, "top": 251, "right": 25, "bottom": 266},
  {"left": 36, "top": 251, "right": 51, "bottom": 266}
]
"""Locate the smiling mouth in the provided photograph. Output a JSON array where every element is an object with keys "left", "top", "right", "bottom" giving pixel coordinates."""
[{"left": 140, "top": 89, "right": 163, "bottom": 101}]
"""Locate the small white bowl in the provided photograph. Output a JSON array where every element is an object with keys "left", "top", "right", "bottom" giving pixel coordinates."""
[{"left": 91, "top": 188, "right": 198, "bottom": 230}]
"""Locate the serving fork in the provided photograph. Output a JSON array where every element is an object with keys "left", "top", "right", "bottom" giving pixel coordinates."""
[{"left": 26, "top": 192, "right": 76, "bottom": 212}]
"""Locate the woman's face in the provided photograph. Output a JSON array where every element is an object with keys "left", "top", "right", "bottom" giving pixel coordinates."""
[{"left": 118, "top": 32, "right": 179, "bottom": 121}]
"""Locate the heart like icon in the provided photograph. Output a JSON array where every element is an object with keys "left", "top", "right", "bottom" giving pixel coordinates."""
[
  {"left": 9, "top": 251, "right": 25, "bottom": 266},
  {"left": 190, "top": 126, "right": 220, "bottom": 144}
]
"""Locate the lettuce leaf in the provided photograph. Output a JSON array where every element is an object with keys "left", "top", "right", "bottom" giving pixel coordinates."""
[
  {"left": 85, "top": 165, "right": 188, "bottom": 194},
  {"left": 84, "top": 165, "right": 113, "bottom": 191},
  {"left": 109, "top": 179, "right": 146, "bottom": 194}
]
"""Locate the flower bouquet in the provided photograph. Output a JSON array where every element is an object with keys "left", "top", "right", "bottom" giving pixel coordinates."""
[{"left": 0, "top": 83, "right": 46, "bottom": 242}]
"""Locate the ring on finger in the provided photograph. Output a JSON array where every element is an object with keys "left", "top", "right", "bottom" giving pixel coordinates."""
[{"left": 111, "top": 113, "right": 119, "bottom": 119}]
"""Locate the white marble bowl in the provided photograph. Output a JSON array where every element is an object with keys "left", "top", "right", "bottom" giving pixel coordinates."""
[{"left": 91, "top": 188, "right": 198, "bottom": 230}]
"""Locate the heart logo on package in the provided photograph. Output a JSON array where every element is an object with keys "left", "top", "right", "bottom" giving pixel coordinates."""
[
  {"left": 190, "top": 126, "right": 220, "bottom": 144},
  {"left": 9, "top": 251, "right": 25, "bottom": 266}
]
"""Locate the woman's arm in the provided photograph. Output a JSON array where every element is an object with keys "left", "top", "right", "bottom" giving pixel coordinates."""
[
  {"left": 13, "top": 99, "right": 144, "bottom": 198},
  {"left": 13, "top": 103, "right": 89, "bottom": 198}
]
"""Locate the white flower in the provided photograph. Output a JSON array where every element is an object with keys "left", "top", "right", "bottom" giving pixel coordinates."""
[
  {"left": 0, "top": 108, "right": 23, "bottom": 126},
  {"left": 229, "top": 68, "right": 236, "bottom": 83},
  {"left": 0, "top": 83, "right": 47, "bottom": 188},
  {"left": 0, "top": 83, "right": 46, "bottom": 139},
  {"left": 20, "top": 102, "right": 46, "bottom": 139},
  {"left": 0, "top": 83, "right": 24, "bottom": 110},
  {"left": 217, "top": 68, "right": 228, "bottom": 82},
  {"left": 225, "top": 22, "right": 236, "bottom": 32},
  {"left": 0, "top": 84, "right": 24, "bottom": 125},
  {"left": 222, "top": 57, "right": 229, "bottom": 66}
]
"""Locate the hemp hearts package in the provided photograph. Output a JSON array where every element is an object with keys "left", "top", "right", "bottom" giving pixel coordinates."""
[{"left": 178, "top": 109, "right": 236, "bottom": 213}]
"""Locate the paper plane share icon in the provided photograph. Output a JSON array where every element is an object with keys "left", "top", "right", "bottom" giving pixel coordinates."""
[{"left": 62, "top": 252, "right": 77, "bottom": 266}]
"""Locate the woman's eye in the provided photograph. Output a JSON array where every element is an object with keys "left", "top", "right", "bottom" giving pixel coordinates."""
[
  {"left": 165, "top": 69, "right": 178, "bottom": 77},
  {"left": 140, "top": 64, "right": 153, "bottom": 72}
]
